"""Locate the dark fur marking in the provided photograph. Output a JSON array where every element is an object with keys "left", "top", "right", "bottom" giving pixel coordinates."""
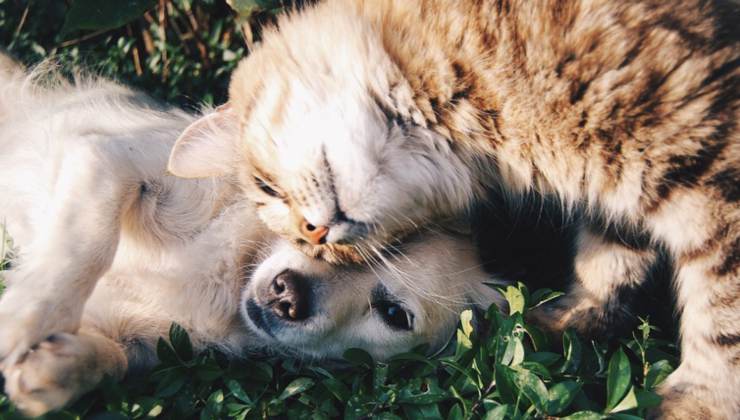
[
  {"left": 569, "top": 79, "right": 591, "bottom": 104},
  {"left": 715, "top": 333, "right": 740, "bottom": 347},
  {"left": 589, "top": 217, "right": 652, "bottom": 251},
  {"left": 494, "top": 0, "right": 511, "bottom": 15},
  {"left": 634, "top": 71, "right": 666, "bottom": 108},
  {"left": 700, "top": 57, "right": 740, "bottom": 90},
  {"left": 452, "top": 61, "right": 465, "bottom": 80},
  {"left": 481, "top": 109, "right": 505, "bottom": 144},
  {"left": 715, "top": 237, "right": 740, "bottom": 276},
  {"left": 708, "top": 74, "right": 739, "bottom": 116},
  {"left": 555, "top": 52, "right": 576, "bottom": 77},
  {"left": 709, "top": 0, "right": 740, "bottom": 50},
  {"left": 429, "top": 97, "right": 442, "bottom": 118},
  {"left": 319, "top": 146, "right": 363, "bottom": 228},
  {"left": 370, "top": 90, "right": 404, "bottom": 128},
  {"left": 657, "top": 15, "right": 709, "bottom": 50},
  {"left": 707, "top": 167, "right": 740, "bottom": 202},
  {"left": 680, "top": 236, "right": 720, "bottom": 265},
  {"left": 451, "top": 87, "right": 472, "bottom": 104},
  {"left": 652, "top": 122, "right": 731, "bottom": 205},
  {"left": 618, "top": 34, "right": 646, "bottom": 69}
]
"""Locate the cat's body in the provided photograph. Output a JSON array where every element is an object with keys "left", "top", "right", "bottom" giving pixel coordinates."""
[{"left": 168, "top": 0, "right": 740, "bottom": 417}]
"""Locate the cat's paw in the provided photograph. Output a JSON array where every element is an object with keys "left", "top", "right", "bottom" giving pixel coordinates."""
[
  {"left": 2, "top": 333, "right": 104, "bottom": 417},
  {"left": 0, "top": 289, "right": 81, "bottom": 367},
  {"left": 649, "top": 364, "right": 738, "bottom": 420},
  {"left": 526, "top": 298, "right": 625, "bottom": 340},
  {"left": 648, "top": 389, "right": 721, "bottom": 420}
]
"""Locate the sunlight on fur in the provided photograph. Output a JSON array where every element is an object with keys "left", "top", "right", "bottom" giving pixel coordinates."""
[{"left": 0, "top": 55, "right": 504, "bottom": 417}]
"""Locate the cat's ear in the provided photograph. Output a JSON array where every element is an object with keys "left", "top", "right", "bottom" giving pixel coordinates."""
[{"left": 168, "top": 103, "right": 239, "bottom": 178}]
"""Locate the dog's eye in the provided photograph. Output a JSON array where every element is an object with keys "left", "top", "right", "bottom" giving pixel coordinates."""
[
  {"left": 254, "top": 177, "right": 281, "bottom": 198},
  {"left": 374, "top": 301, "right": 414, "bottom": 331}
]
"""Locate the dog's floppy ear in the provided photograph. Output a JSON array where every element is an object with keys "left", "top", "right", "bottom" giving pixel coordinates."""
[{"left": 168, "top": 103, "right": 239, "bottom": 178}]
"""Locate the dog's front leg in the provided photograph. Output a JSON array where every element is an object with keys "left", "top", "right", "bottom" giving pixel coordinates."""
[
  {"left": 0, "top": 143, "right": 137, "bottom": 365},
  {"left": 3, "top": 330, "right": 128, "bottom": 417}
]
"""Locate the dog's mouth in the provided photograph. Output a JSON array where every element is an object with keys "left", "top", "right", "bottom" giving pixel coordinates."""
[{"left": 245, "top": 298, "right": 280, "bottom": 339}]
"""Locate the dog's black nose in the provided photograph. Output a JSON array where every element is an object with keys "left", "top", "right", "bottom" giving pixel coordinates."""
[{"left": 268, "top": 270, "right": 311, "bottom": 321}]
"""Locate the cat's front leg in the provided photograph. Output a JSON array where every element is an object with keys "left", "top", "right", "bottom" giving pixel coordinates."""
[
  {"left": 528, "top": 223, "right": 656, "bottom": 338},
  {"left": 2, "top": 331, "right": 127, "bottom": 417},
  {"left": 0, "top": 143, "right": 136, "bottom": 365}
]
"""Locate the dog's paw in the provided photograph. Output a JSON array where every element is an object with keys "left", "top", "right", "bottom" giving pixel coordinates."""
[
  {"left": 2, "top": 333, "right": 105, "bottom": 417},
  {"left": 0, "top": 289, "right": 81, "bottom": 366}
]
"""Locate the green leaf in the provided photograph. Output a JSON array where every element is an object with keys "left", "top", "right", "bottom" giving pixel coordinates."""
[
  {"left": 483, "top": 404, "right": 516, "bottom": 420},
  {"left": 227, "top": 380, "right": 252, "bottom": 405},
  {"left": 494, "top": 364, "right": 518, "bottom": 404},
  {"left": 200, "top": 390, "right": 224, "bottom": 420},
  {"left": 546, "top": 381, "right": 582, "bottom": 415},
  {"left": 343, "top": 348, "right": 374, "bottom": 368},
  {"left": 560, "top": 329, "right": 583, "bottom": 374},
  {"left": 61, "top": 0, "right": 156, "bottom": 36},
  {"left": 606, "top": 348, "right": 632, "bottom": 412},
  {"left": 246, "top": 361, "right": 273, "bottom": 382},
  {"left": 644, "top": 360, "right": 674, "bottom": 389},
  {"left": 155, "top": 338, "right": 180, "bottom": 366},
  {"left": 530, "top": 288, "right": 565, "bottom": 308},
  {"left": 153, "top": 368, "right": 186, "bottom": 398},
  {"left": 500, "top": 284, "right": 527, "bottom": 315},
  {"left": 278, "top": 378, "right": 315, "bottom": 400},
  {"left": 520, "top": 361, "right": 552, "bottom": 381},
  {"left": 397, "top": 379, "right": 449, "bottom": 405},
  {"left": 511, "top": 366, "right": 549, "bottom": 413},
  {"left": 460, "top": 309, "right": 474, "bottom": 338},
  {"left": 609, "top": 414, "right": 644, "bottom": 420},
  {"left": 225, "top": 0, "right": 282, "bottom": 17},
  {"left": 447, "top": 403, "right": 464, "bottom": 420},
  {"left": 321, "top": 377, "right": 351, "bottom": 401},
  {"left": 401, "top": 403, "right": 443, "bottom": 420},
  {"left": 523, "top": 323, "right": 548, "bottom": 351},
  {"left": 561, "top": 411, "right": 605, "bottom": 420},
  {"left": 635, "top": 388, "right": 662, "bottom": 409},
  {"left": 529, "top": 352, "right": 561, "bottom": 367},
  {"left": 168, "top": 323, "right": 193, "bottom": 362},
  {"left": 610, "top": 386, "right": 638, "bottom": 413},
  {"left": 376, "top": 414, "right": 404, "bottom": 420},
  {"left": 195, "top": 359, "right": 222, "bottom": 382}
]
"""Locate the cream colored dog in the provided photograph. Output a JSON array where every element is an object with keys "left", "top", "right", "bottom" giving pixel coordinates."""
[{"left": 0, "top": 58, "right": 502, "bottom": 416}]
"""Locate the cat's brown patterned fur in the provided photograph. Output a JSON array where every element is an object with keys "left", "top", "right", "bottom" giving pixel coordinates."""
[{"left": 168, "top": 1, "right": 740, "bottom": 417}]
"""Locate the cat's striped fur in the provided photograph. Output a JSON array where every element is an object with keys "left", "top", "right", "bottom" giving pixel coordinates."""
[{"left": 168, "top": 1, "right": 739, "bottom": 417}]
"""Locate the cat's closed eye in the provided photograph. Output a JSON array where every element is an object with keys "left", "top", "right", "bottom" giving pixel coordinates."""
[{"left": 254, "top": 177, "right": 283, "bottom": 198}]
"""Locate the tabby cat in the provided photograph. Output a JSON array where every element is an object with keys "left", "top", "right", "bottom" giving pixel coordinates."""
[{"left": 168, "top": 0, "right": 740, "bottom": 417}]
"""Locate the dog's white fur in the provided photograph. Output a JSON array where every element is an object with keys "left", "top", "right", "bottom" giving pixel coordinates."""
[{"left": 0, "top": 58, "right": 502, "bottom": 416}]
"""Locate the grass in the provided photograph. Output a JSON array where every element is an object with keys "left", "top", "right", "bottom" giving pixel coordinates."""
[
  {"left": 1, "top": 0, "right": 246, "bottom": 107},
  {"left": 0, "top": 1, "right": 680, "bottom": 418}
]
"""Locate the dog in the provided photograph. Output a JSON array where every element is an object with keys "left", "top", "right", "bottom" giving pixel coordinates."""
[{"left": 0, "top": 57, "right": 502, "bottom": 416}]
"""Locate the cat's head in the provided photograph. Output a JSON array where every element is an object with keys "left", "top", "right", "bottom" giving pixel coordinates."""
[{"left": 167, "top": 3, "right": 477, "bottom": 262}]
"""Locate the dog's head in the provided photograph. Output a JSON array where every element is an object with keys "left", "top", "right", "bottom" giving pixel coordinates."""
[{"left": 241, "top": 231, "right": 504, "bottom": 361}]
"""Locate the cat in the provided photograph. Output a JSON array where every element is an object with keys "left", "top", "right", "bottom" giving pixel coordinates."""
[
  {"left": 0, "top": 55, "right": 501, "bottom": 416},
  {"left": 167, "top": 0, "right": 740, "bottom": 418}
]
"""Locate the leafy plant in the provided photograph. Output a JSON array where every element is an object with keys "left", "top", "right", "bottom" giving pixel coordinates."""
[
  {"left": 0, "top": 283, "right": 677, "bottom": 419},
  {"left": 1, "top": 0, "right": 251, "bottom": 107}
]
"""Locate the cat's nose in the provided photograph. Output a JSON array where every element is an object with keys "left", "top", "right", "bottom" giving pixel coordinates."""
[
  {"left": 300, "top": 219, "right": 329, "bottom": 245},
  {"left": 268, "top": 270, "right": 311, "bottom": 321}
]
